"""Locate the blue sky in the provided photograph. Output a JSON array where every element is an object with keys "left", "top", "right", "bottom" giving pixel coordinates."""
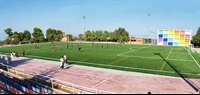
[{"left": 0, "top": 0, "right": 200, "bottom": 40}]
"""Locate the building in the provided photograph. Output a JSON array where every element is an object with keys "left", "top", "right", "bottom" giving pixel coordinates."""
[
  {"left": 61, "top": 32, "right": 70, "bottom": 42},
  {"left": 157, "top": 29, "right": 191, "bottom": 46},
  {"left": 129, "top": 37, "right": 146, "bottom": 44}
]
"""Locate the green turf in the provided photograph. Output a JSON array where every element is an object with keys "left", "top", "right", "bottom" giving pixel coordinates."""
[{"left": 0, "top": 42, "right": 200, "bottom": 78}]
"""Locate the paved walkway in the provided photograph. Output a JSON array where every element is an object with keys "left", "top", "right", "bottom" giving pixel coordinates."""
[
  {"left": 4, "top": 57, "right": 200, "bottom": 94},
  {"left": 194, "top": 47, "right": 200, "bottom": 54}
]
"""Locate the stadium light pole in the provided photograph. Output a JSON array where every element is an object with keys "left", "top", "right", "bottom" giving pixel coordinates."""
[
  {"left": 83, "top": 16, "right": 86, "bottom": 41},
  {"left": 147, "top": 12, "right": 151, "bottom": 45}
]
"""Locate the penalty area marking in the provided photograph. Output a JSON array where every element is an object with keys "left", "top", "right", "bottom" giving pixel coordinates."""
[{"left": 117, "top": 46, "right": 151, "bottom": 56}]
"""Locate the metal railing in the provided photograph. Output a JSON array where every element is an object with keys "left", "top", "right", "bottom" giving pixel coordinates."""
[{"left": 0, "top": 60, "right": 116, "bottom": 94}]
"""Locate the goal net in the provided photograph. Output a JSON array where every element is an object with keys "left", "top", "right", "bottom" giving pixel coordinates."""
[{"left": 188, "top": 44, "right": 195, "bottom": 53}]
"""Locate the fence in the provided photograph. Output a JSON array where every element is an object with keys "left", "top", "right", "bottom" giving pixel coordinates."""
[{"left": 0, "top": 40, "right": 6, "bottom": 46}]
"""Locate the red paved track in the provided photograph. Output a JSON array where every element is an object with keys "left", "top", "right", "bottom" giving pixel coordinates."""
[{"left": 8, "top": 57, "right": 200, "bottom": 94}]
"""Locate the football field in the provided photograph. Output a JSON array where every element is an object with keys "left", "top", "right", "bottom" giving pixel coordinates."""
[{"left": 0, "top": 42, "right": 200, "bottom": 78}]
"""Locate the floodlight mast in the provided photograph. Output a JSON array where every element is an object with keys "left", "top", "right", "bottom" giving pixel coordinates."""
[
  {"left": 83, "top": 16, "right": 86, "bottom": 33},
  {"left": 148, "top": 12, "right": 151, "bottom": 45},
  {"left": 83, "top": 16, "right": 86, "bottom": 41}
]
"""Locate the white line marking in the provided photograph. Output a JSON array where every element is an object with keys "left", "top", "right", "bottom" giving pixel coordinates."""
[
  {"left": 117, "top": 46, "right": 151, "bottom": 56},
  {"left": 168, "top": 59, "right": 194, "bottom": 62},
  {"left": 160, "top": 47, "right": 173, "bottom": 71},
  {"left": 119, "top": 55, "right": 194, "bottom": 62},
  {"left": 170, "top": 52, "right": 190, "bottom": 55},
  {"left": 184, "top": 47, "right": 200, "bottom": 68},
  {"left": 119, "top": 55, "right": 161, "bottom": 59},
  {"left": 2, "top": 50, "right": 198, "bottom": 76},
  {"left": 88, "top": 73, "right": 119, "bottom": 90},
  {"left": 4, "top": 54, "right": 196, "bottom": 75}
]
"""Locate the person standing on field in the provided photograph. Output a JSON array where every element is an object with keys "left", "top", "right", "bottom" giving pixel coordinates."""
[
  {"left": 66, "top": 43, "right": 69, "bottom": 49},
  {"left": 51, "top": 40, "right": 55, "bottom": 51},
  {"left": 22, "top": 48, "right": 25, "bottom": 56},
  {"left": 60, "top": 56, "right": 64, "bottom": 69},
  {"left": 78, "top": 45, "right": 81, "bottom": 52},
  {"left": 164, "top": 45, "right": 166, "bottom": 50},
  {"left": 63, "top": 53, "right": 68, "bottom": 65}
]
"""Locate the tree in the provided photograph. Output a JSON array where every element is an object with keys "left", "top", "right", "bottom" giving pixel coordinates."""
[
  {"left": 102, "top": 30, "right": 109, "bottom": 41},
  {"left": 32, "top": 27, "right": 45, "bottom": 43},
  {"left": 192, "top": 35, "right": 200, "bottom": 47},
  {"left": 108, "top": 32, "right": 115, "bottom": 41},
  {"left": 23, "top": 30, "right": 31, "bottom": 41},
  {"left": 96, "top": 30, "right": 103, "bottom": 41},
  {"left": 46, "top": 28, "right": 63, "bottom": 42},
  {"left": 55, "top": 30, "right": 63, "bottom": 41},
  {"left": 46, "top": 28, "right": 54, "bottom": 42},
  {"left": 78, "top": 34, "right": 84, "bottom": 41},
  {"left": 12, "top": 31, "right": 20, "bottom": 45},
  {"left": 114, "top": 27, "right": 129, "bottom": 42},
  {"left": 4, "top": 28, "right": 13, "bottom": 37},
  {"left": 73, "top": 36, "right": 79, "bottom": 41},
  {"left": 191, "top": 27, "right": 200, "bottom": 47},
  {"left": 30, "top": 38, "right": 37, "bottom": 43},
  {"left": 85, "top": 30, "right": 92, "bottom": 41},
  {"left": 18, "top": 32, "right": 24, "bottom": 41},
  {"left": 4, "top": 28, "right": 13, "bottom": 44},
  {"left": 121, "top": 30, "right": 129, "bottom": 42},
  {"left": 197, "top": 27, "right": 200, "bottom": 35},
  {"left": 5, "top": 38, "right": 11, "bottom": 44},
  {"left": 66, "top": 34, "right": 73, "bottom": 41}
]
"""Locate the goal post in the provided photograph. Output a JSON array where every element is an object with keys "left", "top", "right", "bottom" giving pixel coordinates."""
[{"left": 188, "top": 44, "right": 195, "bottom": 53}]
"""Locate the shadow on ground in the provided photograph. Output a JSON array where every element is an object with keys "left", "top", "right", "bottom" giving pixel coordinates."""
[{"left": 154, "top": 53, "right": 199, "bottom": 92}]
